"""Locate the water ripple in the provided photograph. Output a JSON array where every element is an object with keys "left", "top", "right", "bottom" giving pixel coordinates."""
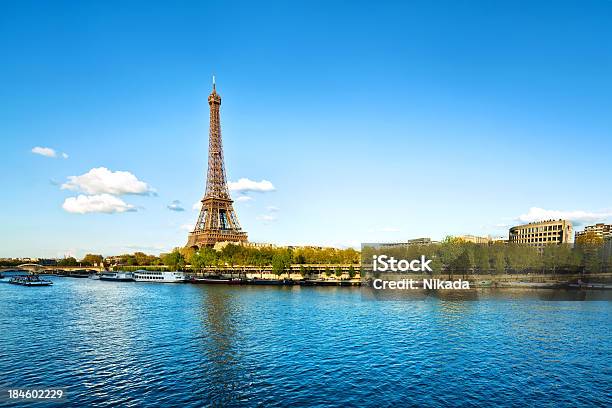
[{"left": 0, "top": 279, "right": 610, "bottom": 407}]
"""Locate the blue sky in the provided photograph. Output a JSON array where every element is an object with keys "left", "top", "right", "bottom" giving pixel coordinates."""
[{"left": 1, "top": 1, "right": 611, "bottom": 258}]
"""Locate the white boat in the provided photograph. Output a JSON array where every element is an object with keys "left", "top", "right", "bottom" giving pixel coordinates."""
[
  {"left": 9, "top": 275, "right": 53, "bottom": 286},
  {"left": 99, "top": 271, "right": 134, "bottom": 282},
  {"left": 133, "top": 270, "right": 186, "bottom": 283}
]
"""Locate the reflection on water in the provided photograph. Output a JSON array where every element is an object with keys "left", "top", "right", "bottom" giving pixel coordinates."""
[
  {"left": 201, "top": 286, "right": 237, "bottom": 355},
  {"left": 197, "top": 286, "right": 246, "bottom": 406},
  {"left": 0, "top": 278, "right": 610, "bottom": 407}
]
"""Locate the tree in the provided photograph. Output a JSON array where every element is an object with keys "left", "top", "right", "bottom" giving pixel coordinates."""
[
  {"left": 134, "top": 252, "right": 148, "bottom": 266},
  {"left": 58, "top": 257, "right": 78, "bottom": 267},
  {"left": 188, "top": 251, "right": 205, "bottom": 272},
  {"left": 453, "top": 250, "right": 472, "bottom": 278},
  {"left": 437, "top": 236, "right": 464, "bottom": 275},
  {"left": 188, "top": 247, "right": 217, "bottom": 272},
  {"left": 294, "top": 253, "right": 306, "bottom": 264},
  {"left": 348, "top": 265, "right": 356, "bottom": 279},
  {"left": 342, "top": 248, "right": 360, "bottom": 264},
  {"left": 272, "top": 253, "right": 290, "bottom": 277},
  {"left": 604, "top": 240, "right": 612, "bottom": 273},
  {"left": 505, "top": 244, "right": 539, "bottom": 273},
  {"left": 583, "top": 247, "right": 603, "bottom": 274},
  {"left": 161, "top": 249, "right": 186, "bottom": 271},
  {"left": 81, "top": 254, "right": 103, "bottom": 266},
  {"left": 575, "top": 231, "right": 605, "bottom": 274},
  {"left": 473, "top": 246, "right": 490, "bottom": 274},
  {"left": 335, "top": 266, "right": 343, "bottom": 278},
  {"left": 221, "top": 244, "right": 241, "bottom": 266},
  {"left": 542, "top": 245, "right": 575, "bottom": 274},
  {"left": 324, "top": 267, "right": 331, "bottom": 278},
  {"left": 490, "top": 243, "right": 506, "bottom": 274}
]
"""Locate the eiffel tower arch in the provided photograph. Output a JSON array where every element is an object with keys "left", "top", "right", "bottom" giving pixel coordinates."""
[{"left": 186, "top": 81, "right": 248, "bottom": 249}]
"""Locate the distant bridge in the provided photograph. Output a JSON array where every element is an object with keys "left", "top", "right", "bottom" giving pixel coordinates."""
[{"left": 0, "top": 264, "right": 102, "bottom": 275}]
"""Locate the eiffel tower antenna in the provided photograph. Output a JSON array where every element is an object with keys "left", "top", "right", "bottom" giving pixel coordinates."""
[{"left": 186, "top": 81, "right": 248, "bottom": 248}]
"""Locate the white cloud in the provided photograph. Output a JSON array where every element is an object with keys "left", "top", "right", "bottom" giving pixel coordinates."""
[
  {"left": 517, "top": 207, "right": 612, "bottom": 226},
  {"left": 31, "top": 146, "right": 69, "bottom": 159},
  {"left": 266, "top": 205, "right": 279, "bottom": 212},
  {"left": 62, "top": 194, "right": 136, "bottom": 214},
  {"left": 180, "top": 223, "right": 194, "bottom": 232},
  {"left": 192, "top": 201, "right": 202, "bottom": 210},
  {"left": 61, "top": 167, "right": 154, "bottom": 195},
  {"left": 257, "top": 214, "right": 277, "bottom": 223},
  {"left": 228, "top": 178, "right": 275, "bottom": 193},
  {"left": 167, "top": 200, "right": 185, "bottom": 211},
  {"left": 236, "top": 196, "right": 253, "bottom": 202},
  {"left": 32, "top": 146, "right": 57, "bottom": 158}
]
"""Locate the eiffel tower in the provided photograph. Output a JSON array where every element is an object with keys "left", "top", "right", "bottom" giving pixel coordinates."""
[{"left": 186, "top": 79, "right": 248, "bottom": 248}]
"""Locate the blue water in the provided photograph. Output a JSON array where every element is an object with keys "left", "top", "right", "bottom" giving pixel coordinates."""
[{"left": 0, "top": 277, "right": 610, "bottom": 407}]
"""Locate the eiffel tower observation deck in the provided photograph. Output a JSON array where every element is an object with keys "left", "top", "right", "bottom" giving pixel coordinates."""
[{"left": 186, "top": 79, "right": 248, "bottom": 248}]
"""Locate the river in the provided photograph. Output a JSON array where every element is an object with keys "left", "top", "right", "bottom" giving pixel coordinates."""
[{"left": 0, "top": 277, "right": 610, "bottom": 407}]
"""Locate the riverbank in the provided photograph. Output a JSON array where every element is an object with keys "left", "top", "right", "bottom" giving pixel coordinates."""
[{"left": 3, "top": 269, "right": 612, "bottom": 289}]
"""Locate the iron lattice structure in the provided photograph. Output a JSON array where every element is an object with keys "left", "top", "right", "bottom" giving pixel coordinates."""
[{"left": 186, "top": 83, "right": 248, "bottom": 248}]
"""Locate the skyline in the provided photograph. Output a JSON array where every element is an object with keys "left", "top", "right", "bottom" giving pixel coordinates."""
[{"left": 2, "top": 1, "right": 612, "bottom": 258}]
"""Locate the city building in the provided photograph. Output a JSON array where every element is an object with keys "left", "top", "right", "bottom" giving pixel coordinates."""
[
  {"left": 379, "top": 238, "right": 437, "bottom": 247},
  {"left": 575, "top": 223, "right": 612, "bottom": 241},
  {"left": 490, "top": 237, "right": 508, "bottom": 244},
  {"left": 105, "top": 256, "right": 126, "bottom": 266},
  {"left": 244, "top": 242, "right": 278, "bottom": 249},
  {"left": 457, "top": 235, "right": 491, "bottom": 244},
  {"left": 509, "top": 219, "right": 573, "bottom": 246}
]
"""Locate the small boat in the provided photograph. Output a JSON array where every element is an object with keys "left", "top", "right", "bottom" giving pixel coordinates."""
[
  {"left": 248, "top": 278, "right": 293, "bottom": 286},
  {"left": 99, "top": 271, "right": 134, "bottom": 282},
  {"left": 188, "top": 275, "right": 246, "bottom": 284},
  {"left": 133, "top": 270, "right": 186, "bottom": 283},
  {"left": 68, "top": 269, "right": 90, "bottom": 278},
  {"left": 9, "top": 275, "right": 53, "bottom": 286},
  {"left": 190, "top": 276, "right": 231, "bottom": 284},
  {"left": 88, "top": 273, "right": 101, "bottom": 280}
]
